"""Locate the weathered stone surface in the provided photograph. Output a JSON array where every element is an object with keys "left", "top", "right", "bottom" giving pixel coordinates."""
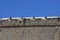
[{"left": 0, "top": 27, "right": 60, "bottom": 40}]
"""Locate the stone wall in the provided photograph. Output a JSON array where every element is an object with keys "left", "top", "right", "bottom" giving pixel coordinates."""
[
  {"left": 0, "top": 17, "right": 60, "bottom": 27},
  {"left": 0, "top": 27, "right": 60, "bottom": 40}
]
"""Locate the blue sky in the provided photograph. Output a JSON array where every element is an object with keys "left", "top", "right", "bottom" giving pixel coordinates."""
[{"left": 0, "top": 0, "right": 60, "bottom": 18}]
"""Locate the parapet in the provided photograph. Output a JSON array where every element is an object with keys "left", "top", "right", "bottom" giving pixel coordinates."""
[{"left": 0, "top": 16, "right": 60, "bottom": 27}]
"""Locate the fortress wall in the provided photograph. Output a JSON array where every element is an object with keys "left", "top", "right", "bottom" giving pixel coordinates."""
[{"left": 0, "top": 17, "right": 60, "bottom": 40}]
